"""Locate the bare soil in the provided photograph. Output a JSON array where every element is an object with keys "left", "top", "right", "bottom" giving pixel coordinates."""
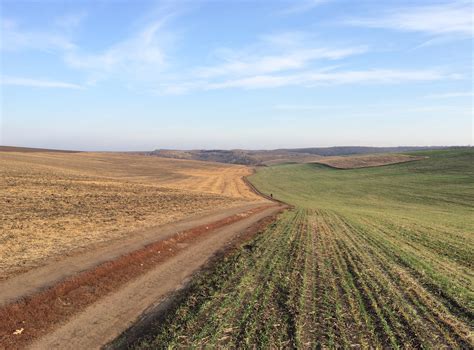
[
  {"left": 314, "top": 154, "right": 425, "bottom": 169},
  {"left": 0, "top": 204, "right": 281, "bottom": 349},
  {"left": 0, "top": 203, "right": 267, "bottom": 306},
  {"left": 0, "top": 151, "right": 262, "bottom": 279}
]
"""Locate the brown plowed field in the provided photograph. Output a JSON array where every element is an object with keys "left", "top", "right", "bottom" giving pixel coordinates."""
[
  {"left": 314, "top": 153, "right": 424, "bottom": 169},
  {"left": 0, "top": 151, "right": 263, "bottom": 279}
]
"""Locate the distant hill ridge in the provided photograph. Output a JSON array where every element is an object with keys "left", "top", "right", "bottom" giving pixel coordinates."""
[
  {"left": 0, "top": 145, "right": 80, "bottom": 153},
  {"left": 278, "top": 146, "right": 459, "bottom": 156},
  {"left": 1, "top": 145, "right": 461, "bottom": 165},
  {"left": 149, "top": 146, "right": 454, "bottom": 165}
]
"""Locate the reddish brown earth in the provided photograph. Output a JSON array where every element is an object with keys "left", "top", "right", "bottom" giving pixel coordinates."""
[
  {"left": 314, "top": 154, "right": 425, "bottom": 169},
  {"left": 0, "top": 203, "right": 266, "bottom": 306},
  {"left": 0, "top": 202, "right": 282, "bottom": 349}
]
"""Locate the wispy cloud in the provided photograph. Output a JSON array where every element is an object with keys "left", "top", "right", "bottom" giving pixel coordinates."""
[
  {"left": 54, "top": 12, "right": 87, "bottom": 31},
  {"left": 210, "top": 69, "right": 456, "bottom": 90},
  {"left": 305, "top": 69, "right": 459, "bottom": 85},
  {"left": 195, "top": 47, "right": 366, "bottom": 79},
  {"left": 0, "top": 19, "right": 76, "bottom": 52},
  {"left": 346, "top": 1, "right": 473, "bottom": 37},
  {"left": 162, "top": 68, "right": 458, "bottom": 94},
  {"left": 425, "top": 91, "right": 474, "bottom": 99},
  {"left": 2, "top": 3, "right": 467, "bottom": 96},
  {"left": 273, "top": 104, "right": 472, "bottom": 121},
  {"left": 2, "top": 7, "right": 176, "bottom": 84},
  {"left": 274, "top": 104, "right": 331, "bottom": 111},
  {"left": 64, "top": 20, "right": 168, "bottom": 75},
  {"left": 154, "top": 29, "right": 374, "bottom": 94},
  {"left": 277, "top": 0, "right": 330, "bottom": 15},
  {"left": 173, "top": 30, "right": 368, "bottom": 91},
  {"left": 1, "top": 76, "right": 82, "bottom": 89}
]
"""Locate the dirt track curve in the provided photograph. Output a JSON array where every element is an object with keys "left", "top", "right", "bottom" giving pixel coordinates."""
[
  {"left": 0, "top": 202, "right": 265, "bottom": 306},
  {"left": 1, "top": 196, "right": 283, "bottom": 349}
]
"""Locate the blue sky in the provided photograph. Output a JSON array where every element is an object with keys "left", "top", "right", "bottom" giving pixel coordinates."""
[{"left": 1, "top": 0, "right": 472, "bottom": 150}]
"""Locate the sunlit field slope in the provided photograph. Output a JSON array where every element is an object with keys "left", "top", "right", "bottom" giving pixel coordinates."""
[
  {"left": 252, "top": 149, "right": 473, "bottom": 227},
  {"left": 132, "top": 149, "right": 473, "bottom": 348}
]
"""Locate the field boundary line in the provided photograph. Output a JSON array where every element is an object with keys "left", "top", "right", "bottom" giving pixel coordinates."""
[
  {"left": 242, "top": 169, "right": 290, "bottom": 206},
  {"left": 311, "top": 156, "right": 427, "bottom": 170}
]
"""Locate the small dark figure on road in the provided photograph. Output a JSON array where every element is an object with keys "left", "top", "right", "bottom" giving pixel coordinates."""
[{"left": 270, "top": 193, "right": 273, "bottom": 198}]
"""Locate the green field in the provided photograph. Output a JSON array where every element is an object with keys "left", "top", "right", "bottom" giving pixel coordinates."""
[{"left": 131, "top": 149, "right": 473, "bottom": 348}]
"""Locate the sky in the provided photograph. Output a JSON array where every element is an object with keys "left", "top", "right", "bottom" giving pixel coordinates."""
[{"left": 0, "top": 0, "right": 473, "bottom": 151}]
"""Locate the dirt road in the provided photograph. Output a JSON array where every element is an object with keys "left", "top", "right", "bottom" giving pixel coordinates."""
[
  {"left": 0, "top": 202, "right": 265, "bottom": 306},
  {"left": 1, "top": 202, "right": 282, "bottom": 349}
]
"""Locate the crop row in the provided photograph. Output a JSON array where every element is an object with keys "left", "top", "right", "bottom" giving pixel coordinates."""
[{"left": 131, "top": 208, "right": 473, "bottom": 349}]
